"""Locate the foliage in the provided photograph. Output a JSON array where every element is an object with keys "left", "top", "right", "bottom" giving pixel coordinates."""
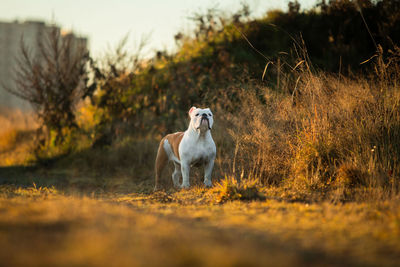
[
  {"left": 82, "top": 0, "right": 400, "bottom": 144},
  {"left": 86, "top": 35, "right": 149, "bottom": 146}
]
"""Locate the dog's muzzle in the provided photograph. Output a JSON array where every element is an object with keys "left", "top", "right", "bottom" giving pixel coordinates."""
[{"left": 197, "top": 115, "right": 211, "bottom": 130}]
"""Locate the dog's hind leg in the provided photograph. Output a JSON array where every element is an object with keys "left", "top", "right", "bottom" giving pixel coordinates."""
[{"left": 155, "top": 138, "right": 168, "bottom": 191}]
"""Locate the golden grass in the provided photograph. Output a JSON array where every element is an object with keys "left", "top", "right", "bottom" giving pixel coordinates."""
[
  {"left": 0, "top": 108, "right": 37, "bottom": 166},
  {"left": 0, "top": 128, "right": 19, "bottom": 151},
  {"left": 214, "top": 176, "right": 265, "bottom": 202},
  {"left": 211, "top": 58, "right": 400, "bottom": 201},
  {"left": 0, "top": 185, "right": 399, "bottom": 266},
  {"left": 0, "top": 108, "right": 37, "bottom": 133}
]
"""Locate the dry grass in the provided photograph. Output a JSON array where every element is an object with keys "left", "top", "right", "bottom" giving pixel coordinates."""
[
  {"left": 214, "top": 176, "right": 265, "bottom": 202},
  {"left": 0, "top": 108, "right": 37, "bottom": 166},
  {"left": 210, "top": 47, "right": 400, "bottom": 202},
  {"left": 0, "top": 185, "right": 399, "bottom": 267}
]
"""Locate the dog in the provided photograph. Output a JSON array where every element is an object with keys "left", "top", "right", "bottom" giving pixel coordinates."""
[{"left": 154, "top": 106, "right": 216, "bottom": 190}]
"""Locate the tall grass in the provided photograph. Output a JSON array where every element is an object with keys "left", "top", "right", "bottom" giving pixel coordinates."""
[{"left": 218, "top": 46, "right": 400, "bottom": 200}]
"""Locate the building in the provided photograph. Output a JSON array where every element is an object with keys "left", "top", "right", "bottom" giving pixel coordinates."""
[{"left": 0, "top": 20, "right": 87, "bottom": 110}]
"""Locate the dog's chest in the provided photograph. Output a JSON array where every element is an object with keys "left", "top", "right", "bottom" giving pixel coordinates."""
[{"left": 180, "top": 136, "right": 215, "bottom": 163}]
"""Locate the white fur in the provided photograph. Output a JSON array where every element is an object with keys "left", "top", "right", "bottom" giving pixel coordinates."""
[
  {"left": 163, "top": 139, "right": 180, "bottom": 164},
  {"left": 166, "top": 107, "right": 216, "bottom": 188}
]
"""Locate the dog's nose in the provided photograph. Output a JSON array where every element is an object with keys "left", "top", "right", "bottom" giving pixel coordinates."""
[{"left": 202, "top": 113, "right": 207, "bottom": 117}]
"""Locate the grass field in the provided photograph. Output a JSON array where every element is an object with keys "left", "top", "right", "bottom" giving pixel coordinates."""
[{"left": 0, "top": 177, "right": 399, "bottom": 267}]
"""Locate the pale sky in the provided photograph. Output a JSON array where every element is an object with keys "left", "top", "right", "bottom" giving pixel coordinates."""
[{"left": 1, "top": 0, "right": 317, "bottom": 58}]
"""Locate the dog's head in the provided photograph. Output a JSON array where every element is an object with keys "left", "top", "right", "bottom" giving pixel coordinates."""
[{"left": 188, "top": 106, "right": 214, "bottom": 132}]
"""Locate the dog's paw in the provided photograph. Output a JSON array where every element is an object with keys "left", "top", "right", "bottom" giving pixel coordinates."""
[
  {"left": 173, "top": 181, "right": 180, "bottom": 188},
  {"left": 204, "top": 180, "right": 212, "bottom": 187},
  {"left": 180, "top": 183, "right": 190, "bottom": 189}
]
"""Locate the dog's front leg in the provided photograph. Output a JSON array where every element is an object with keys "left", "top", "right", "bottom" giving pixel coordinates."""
[
  {"left": 172, "top": 162, "right": 181, "bottom": 187},
  {"left": 180, "top": 160, "right": 190, "bottom": 188},
  {"left": 204, "top": 159, "right": 214, "bottom": 187}
]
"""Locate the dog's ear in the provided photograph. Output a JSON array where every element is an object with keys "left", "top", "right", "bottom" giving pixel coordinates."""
[{"left": 189, "top": 106, "right": 197, "bottom": 116}]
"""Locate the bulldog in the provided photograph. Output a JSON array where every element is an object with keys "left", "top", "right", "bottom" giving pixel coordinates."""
[{"left": 155, "top": 107, "right": 216, "bottom": 190}]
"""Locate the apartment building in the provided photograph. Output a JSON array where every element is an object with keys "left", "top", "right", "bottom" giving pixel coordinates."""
[{"left": 0, "top": 20, "right": 87, "bottom": 110}]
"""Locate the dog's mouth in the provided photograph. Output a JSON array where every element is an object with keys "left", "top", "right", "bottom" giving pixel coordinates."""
[{"left": 197, "top": 117, "right": 211, "bottom": 130}]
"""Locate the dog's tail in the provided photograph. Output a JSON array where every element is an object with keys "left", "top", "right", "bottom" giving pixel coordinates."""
[{"left": 154, "top": 138, "right": 168, "bottom": 191}]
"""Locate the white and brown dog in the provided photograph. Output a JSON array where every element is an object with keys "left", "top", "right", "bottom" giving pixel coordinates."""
[{"left": 155, "top": 107, "right": 216, "bottom": 190}]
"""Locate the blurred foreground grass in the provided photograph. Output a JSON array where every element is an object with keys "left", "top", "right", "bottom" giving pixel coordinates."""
[{"left": 0, "top": 184, "right": 399, "bottom": 267}]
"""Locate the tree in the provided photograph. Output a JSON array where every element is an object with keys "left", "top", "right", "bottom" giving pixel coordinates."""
[
  {"left": 288, "top": 1, "right": 301, "bottom": 16},
  {"left": 6, "top": 24, "right": 90, "bottom": 146}
]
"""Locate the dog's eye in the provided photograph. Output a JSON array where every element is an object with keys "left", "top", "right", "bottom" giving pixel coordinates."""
[
  {"left": 208, "top": 113, "right": 212, "bottom": 116},
  {"left": 195, "top": 113, "right": 199, "bottom": 116}
]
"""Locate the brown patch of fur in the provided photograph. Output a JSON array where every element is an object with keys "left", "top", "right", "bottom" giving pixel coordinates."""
[{"left": 166, "top": 132, "right": 184, "bottom": 160}]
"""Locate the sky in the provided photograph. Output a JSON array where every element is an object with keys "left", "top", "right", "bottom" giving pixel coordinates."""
[{"left": 1, "top": 0, "right": 318, "bottom": 58}]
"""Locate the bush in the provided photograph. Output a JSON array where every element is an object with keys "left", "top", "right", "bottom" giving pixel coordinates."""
[{"left": 215, "top": 176, "right": 265, "bottom": 203}]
